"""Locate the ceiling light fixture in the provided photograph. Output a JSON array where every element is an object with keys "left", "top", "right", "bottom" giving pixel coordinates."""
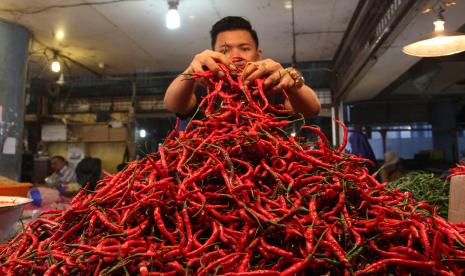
[
  {"left": 402, "top": 6, "right": 465, "bottom": 57},
  {"left": 166, "top": 0, "right": 181, "bottom": 29},
  {"left": 284, "top": 1, "right": 292, "bottom": 9},
  {"left": 54, "top": 29, "right": 65, "bottom": 41},
  {"left": 50, "top": 52, "right": 61, "bottom": 73}
]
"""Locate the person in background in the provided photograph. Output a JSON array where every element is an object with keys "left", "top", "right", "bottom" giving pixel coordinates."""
[
  {"left": 164, "top": 16, "right": 321, "bottom": 126},
  {"left": 75, "top": 157, "right": 102, "bottom": 190},
  {"left": 45, "top": 155, "right": 77, "bottom": 188},
  {"left": 349, "top": 124, "right": 377, "bottom": 174},
  {"left": 380, "top": 151, "right": 404, "bottom": 182}
]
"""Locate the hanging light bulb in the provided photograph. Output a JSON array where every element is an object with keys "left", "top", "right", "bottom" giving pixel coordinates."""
[
  {"left": 51, "top": 60, "right": 61, "bottom": 73},
  {"left": 166, "top": 0, "right": 180, "bottom": 29},
  {"left": 50, "top": 52, "right": 61, "bottom": 73},
  {"left": 54, "top": 29, "right": 65, "bottom": 41},
  {"left": 402, "top": 7, "right": 465, "bottom": 57}
]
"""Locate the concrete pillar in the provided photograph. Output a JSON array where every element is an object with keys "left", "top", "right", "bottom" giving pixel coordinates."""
[
  {"left": 0, "top": 20, "right": 30, "bottom": 180},
  {"left": 331, "top": 100, "right": 345, "bottom": 148},
  {"left": 431, "top": 101, "right": 457, "bottom": 162}
]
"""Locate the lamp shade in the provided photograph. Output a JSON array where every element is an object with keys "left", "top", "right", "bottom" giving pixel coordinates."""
[
  {"left": 56, "top": 73, "right": 65, "bottom": 86},
  {"left": 402, "top": 29, "right": 465, "bottom": 57}
]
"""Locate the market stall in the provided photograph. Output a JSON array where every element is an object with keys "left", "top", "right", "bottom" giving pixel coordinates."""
[{"left": 1, "top": 0, "right": 465, "bottom": 275}]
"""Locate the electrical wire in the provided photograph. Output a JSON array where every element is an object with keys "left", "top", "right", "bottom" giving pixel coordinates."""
[
  {"left": 0, "top": 0, "right": 143, "bottom": 15},
  {"left": 291, "top": 0, "right": 296, "bottom": 67}
]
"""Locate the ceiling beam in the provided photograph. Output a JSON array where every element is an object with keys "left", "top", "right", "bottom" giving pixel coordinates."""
[{"left": 331, "top": 0, "right": 424, "bottom": 102}]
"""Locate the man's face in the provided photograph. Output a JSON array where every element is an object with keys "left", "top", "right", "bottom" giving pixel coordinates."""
[
  {"left": 214, "top": 29, "right": 262, "bottom": 65},
  {"left": 51, "top": 158, "right": 65, "bottom": 172}
]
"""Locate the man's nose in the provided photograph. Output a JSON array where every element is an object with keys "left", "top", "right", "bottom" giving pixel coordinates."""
[{"left": 228, "top": 47, "right": 242, "bottom": 58}]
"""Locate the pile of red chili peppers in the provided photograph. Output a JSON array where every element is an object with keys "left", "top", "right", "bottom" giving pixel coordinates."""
[{"left": 2, "top": 63, "right": 465, "bottom": 275}]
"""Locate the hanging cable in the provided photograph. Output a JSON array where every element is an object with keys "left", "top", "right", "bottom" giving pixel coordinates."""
[{"left": 291, "top": 0, "right": 297, "bottom": 67}]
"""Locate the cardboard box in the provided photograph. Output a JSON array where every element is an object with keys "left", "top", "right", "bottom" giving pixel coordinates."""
[
  {"left": 41, "top": 124, "right": 67, "bottom": 141},
  {"left": 108, "top": 127, "right": 127, "bottom": 141},
  {"left": 448, "top": 175, "right": 465, "bottom": 223},
  {"left": 70, "top": 124, "right": 108, "bottom": 142}
]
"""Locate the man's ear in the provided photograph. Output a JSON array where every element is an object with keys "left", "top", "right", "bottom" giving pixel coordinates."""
[{"left": 257, "top": 49, "right": 263, "bottom": 59}]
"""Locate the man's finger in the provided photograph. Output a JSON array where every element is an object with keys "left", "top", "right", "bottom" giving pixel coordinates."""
[
  {"left": 203, "top": 57, "right": 225, "bottom": 78},
  {"left": 272, "top": 75, "right": 294, "bottom": 93},
  {"left": 244, "top": 61, "right": 271, "bottom": 83},
  {"left": 263, "top": 69, "right": 287, "bottom": 90},
  {"left": 190, "top": 61, "right": 205, "bottom": 74},
  {"left": 241, "top": 62, "right": 259, "bottom": 80},
  {"left": 209, "top": 51, "right": 236, "bottom": 70},
  {"left": 245, "top": 61, "right": 281, "bottom": 84}
]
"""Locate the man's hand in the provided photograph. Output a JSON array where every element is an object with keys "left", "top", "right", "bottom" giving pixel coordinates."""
[
  {"left": 187, "top": 50, "right": 237, "bottom": 79},
  {"left": 165, "top": 50, "right": 238, "bottom": 114},
  {"left": 240, "top": 59, "right": 320, "bottom": 117},
  {"left": 241, "top": 59, "right": 299, "bottom": 94}
]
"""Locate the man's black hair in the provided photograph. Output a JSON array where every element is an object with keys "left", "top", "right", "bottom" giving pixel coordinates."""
[
  {"left": 210, "top": 16, "right": 259, "bottom": 49},
  {"left": 51, "top": 155, "right": 66, "bottom": 164}
]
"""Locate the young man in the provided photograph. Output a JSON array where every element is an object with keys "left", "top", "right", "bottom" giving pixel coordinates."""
[{"left": 164, "top": 16, "right": 320, "bottom": 119}]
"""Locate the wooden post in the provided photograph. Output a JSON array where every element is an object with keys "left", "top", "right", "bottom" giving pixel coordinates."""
[{"left": 127, "top": 80, "right": 137, "bottom": 160}]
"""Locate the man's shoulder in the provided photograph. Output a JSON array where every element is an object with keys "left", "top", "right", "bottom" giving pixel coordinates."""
[{"left": 61, "top": 165, "right": 74, "bottom": 174}]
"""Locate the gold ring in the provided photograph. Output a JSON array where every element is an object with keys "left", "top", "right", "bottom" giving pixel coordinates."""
[{"left": 285, "top": 67, "right": 304, "bottom": 89}]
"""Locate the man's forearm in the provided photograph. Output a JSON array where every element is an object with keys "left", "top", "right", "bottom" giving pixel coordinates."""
[
  {"left": 286, "top": 85, "right": 321, "bottom": 117},
  {"left": 164, "top": 69, "right": 197, "bottom": 115}
]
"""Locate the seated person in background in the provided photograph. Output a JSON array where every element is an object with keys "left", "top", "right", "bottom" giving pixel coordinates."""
[
  {"left": 349, "top": 124, "right": 377, "bottom": 174},
  {"left": 45, "top": 156, "right": 77, "bottom": 188},
  {"left": 380, "top": 151, "right": 404, "bottom": 182},
  {"left": 75, "top": 157, "right": 102, "bottom": 190}
]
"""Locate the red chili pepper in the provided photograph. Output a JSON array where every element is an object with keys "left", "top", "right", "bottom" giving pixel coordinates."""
[
  {"left": 185, "top": 222, "right": 219, "bottom": 258},
  {"left": 322, "top": 192, "right": 345, "bottom": 219},
  {"left": 223, "top": 270, "right": 280, "bottom": 276},
  {"left": 259, "top": 237, "right": 293, "bottom": 258},
  {"left": 355, "top": 258, "right": 435, "bottom": 275},
  {"left": 198, "top": 252, "right": 242, "bottom": 276},
  {"left": 323, "top": 227, "right": 349, "bottom": 266},
  {"left": 389, "top": 246, "right": 427, "bottom": 261},
  {"left": 153, "top": 207, "right": 176, "bottom": 245}
]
